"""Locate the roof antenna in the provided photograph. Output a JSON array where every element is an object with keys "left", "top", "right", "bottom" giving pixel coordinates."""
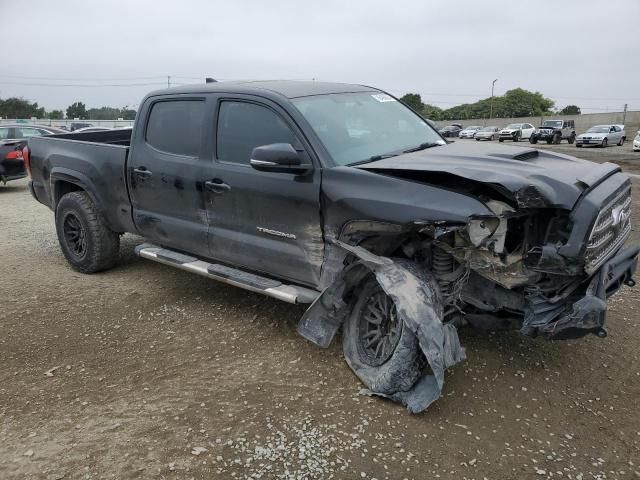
[{"left": 205, "top": 77, "right": 217, "bottom": 83}]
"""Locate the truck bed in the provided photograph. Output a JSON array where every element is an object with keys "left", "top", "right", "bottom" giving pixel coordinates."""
[{"left": 28, "top": 128, "right": 136, "bottom": 233}]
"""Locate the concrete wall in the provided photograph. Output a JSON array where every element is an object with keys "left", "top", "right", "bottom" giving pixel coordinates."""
[{"left": 435, "top": 111, "right": 640, "bottom": 137}]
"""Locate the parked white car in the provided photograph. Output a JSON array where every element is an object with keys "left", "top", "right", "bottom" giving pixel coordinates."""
[
  {"left": 459, "top": 125, "right": 483, "bottom": 139},
  {"left": 634, "top": 131, "right": 640, "bottom": 152},
  {"left": 498, "top": 123, "right": 535, "bottom": 142},
  {"left": 575, "top": 125, "right": 626, "bottom": 148}
]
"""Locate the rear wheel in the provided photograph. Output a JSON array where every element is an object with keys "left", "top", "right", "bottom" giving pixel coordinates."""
[
  {"left": 55, "top": 191, "right": 120, "bottom": 273},
  {"left": 343, "top": 276, "right": 425, "bottom": 393},
  {"left": 618, "top": 136, "right": 625, "bottom": 146}
]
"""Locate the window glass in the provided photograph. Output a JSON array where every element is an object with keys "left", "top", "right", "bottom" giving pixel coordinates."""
[
  {"left": 146, "top": 100, "right": 204, "bottom": 156},
  {"left": 292, "top": 92, "right": 442, "bottom": 165},
  {"left": 0, "top": 127, "right": 10, "bottom": 139},
  {"left": 17, "top": 128, "right": 43, "bottom": 138},
  {"left": 217, "top": 101, "right": 297, "bottom": 164}
]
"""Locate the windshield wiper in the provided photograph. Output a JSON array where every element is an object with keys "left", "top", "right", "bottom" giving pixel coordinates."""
[
  {"left": 403, "top": 142, "right": 443, "bottom": 153},
  {"left": 348, "top": 153, "right": 399, "bottom": 166}
]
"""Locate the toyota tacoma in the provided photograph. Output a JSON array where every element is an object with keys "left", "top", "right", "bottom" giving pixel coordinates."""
[{"left": 25, "top": 81, "right": 638, "bottom": 413}]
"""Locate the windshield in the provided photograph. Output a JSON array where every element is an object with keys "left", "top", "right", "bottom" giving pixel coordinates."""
[
  {"left": 586, "top": 126, "right": 609, "bottom": 133},
  {"left": 464, "top": 125, "right": 482, "bottom": 130},
  {"left": 506, "top": 124, "right": 522, "bottom": 129},
  {"left": 292, "top": 92, "right": 443, "bottom": 165},
  {"left": 542, "top": 120, "right": 563, "bottom": 128},
  {"left": 479, "top": 127, "right": 496, "bottom": 132}
]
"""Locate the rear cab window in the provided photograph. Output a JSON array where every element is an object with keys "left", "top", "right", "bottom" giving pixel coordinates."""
[{"left": 146, "top": 99, "right": 205, "bottom": 156}]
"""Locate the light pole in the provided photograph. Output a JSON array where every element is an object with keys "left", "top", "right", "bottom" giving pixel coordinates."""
[{"left": 489, "top": 78, "right": 498, "bottom": 120}]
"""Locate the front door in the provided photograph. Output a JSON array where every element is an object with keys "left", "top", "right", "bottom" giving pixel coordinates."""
[
  {"left": 128, "top": 97, "right": 210, "bottom": 256},
  {"left": 204, "top": 98, "right": 323, "bottom": 287}
]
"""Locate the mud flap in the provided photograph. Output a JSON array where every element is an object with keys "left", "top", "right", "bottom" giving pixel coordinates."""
[{"left": 298, "top": 240, "right": 466, "bottom": 413}]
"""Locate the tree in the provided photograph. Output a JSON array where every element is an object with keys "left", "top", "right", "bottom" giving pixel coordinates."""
[
  {"left": 66, "top": 102, "right": 88, "bottom": 120},
  {"left": 399, "top": 93, "right": 424, "bottom": 112},
  {"left": 0, "top": 97, "right": 46, "bottom": 118},
  {"left": 120, "top": 108, "right": 137, "bottom": 120},
  {"left": 49, "top": 110, "right": 64, "bottom": 119},
  {"left": 422, "top": 104, "right": 443, "bottom": 121},
  {"left": 86, "top": 106, "right": 122, "bottom": 120},
  {"left": 558, "top": 105, "right": 581, "bottom": 115},
  {"left": 436, "top": 88, "right": 555, "bottom": 120}
]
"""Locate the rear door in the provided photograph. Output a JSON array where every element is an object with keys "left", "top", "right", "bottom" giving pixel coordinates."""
[
  {"left": 204, "top": 97, "right": 323, "bottom": 286},
  {"left": 522, "top": 123, "right": 534, "bottom": 138},
  {"left": 128, "top": 96, "right": 211, "bottom": 256}
]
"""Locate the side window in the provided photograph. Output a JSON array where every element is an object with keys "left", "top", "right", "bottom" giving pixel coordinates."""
[
  {"left": 217, "top": 101, "right": 297, "bottom": 165},
  {"left": 146, "top": 100, "right": 204, "bottom": 156},
  {"left": 17, "top": 128, "right": 43, "bottom": 138},
  {"left": 0, "top": 127, "right": 10, "bottom": 139}
]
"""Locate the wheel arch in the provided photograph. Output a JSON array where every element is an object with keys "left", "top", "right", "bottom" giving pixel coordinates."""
[{"left": 50, "top": 169, "right": 120, "bottom": 231}]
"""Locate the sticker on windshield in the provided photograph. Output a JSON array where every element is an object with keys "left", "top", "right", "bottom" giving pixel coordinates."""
[{"left": 371, "top": 94, "right": 396, "bottom": 103}]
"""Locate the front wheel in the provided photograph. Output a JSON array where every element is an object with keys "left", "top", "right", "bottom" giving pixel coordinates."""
[
  {"left": 343, "top": 276, "right": 425, "bottom": 393},
  {"left": 568, "top": 133, "right": 576, "bottom": 144},
  {"left": 553, "top": 133, "right": 561, "bottom": 144},
  {"left": 513, "top": 132, "right": 521, "bottom": 142},
  {"left": 499, "top": 138, "right": 504, "bottom": 142},
  {"left": 601, "top": 138, "right": 608, "bottom": 148},
  {"left": 529, "top": 136, "right": 538, "bottom": 144},
  {"left": 55, "top": 191, "right": 120, "bottom": 273}
]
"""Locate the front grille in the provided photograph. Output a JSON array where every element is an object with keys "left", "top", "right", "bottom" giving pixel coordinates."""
[{"left": 585, "top": 185, "right": 632, "bottom": 274}]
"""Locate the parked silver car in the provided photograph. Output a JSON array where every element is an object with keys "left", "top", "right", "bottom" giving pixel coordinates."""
[
  {"left": 633, "top": 131, "right": 640, "bottom": 152},
  {"left": 474, "top": 126, "right": 500, "bottom": 141},
  {"left": 576, "top": 125, "right": 626, "bottom": 148},
  {"left": 459, "top": 125, "right": 483, "bottom": 139}
]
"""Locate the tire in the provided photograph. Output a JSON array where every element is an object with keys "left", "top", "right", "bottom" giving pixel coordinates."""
[
  {"left": 513, "top": 132, "right": 520, "bottom": 142},
  {"left": 601, "top": 138, "right": 608, "bottom": 148},
  {"left": 55, "top": 191, "right": 120, "bottom": 273},
  {"left": 553, "top": 133, "right": 561, "bottom": 144},
  {"left": 530, "top": 136, "right": 538, "bottom": 144},
  {"left": 475, "top": 137, "right": 480, "bottom": 141},
  {"left": 546, "top": 139, "right": 552, "bottom": 144},
  {"left": 499, "top": 138, "right": 504, "bottom": 142},
  {"left": 568, "top": 133, "right": 575, "bottom": 144},
  {"left": 618, "top": 137, "right": 625, "bottom": 146},
  {"left": 343, "top": 275, "right": 426, "bottom": 394}
]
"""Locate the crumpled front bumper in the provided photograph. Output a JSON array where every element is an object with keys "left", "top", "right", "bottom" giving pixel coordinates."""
[{"left": 522, "top": 245, "right": 639, "bottom": 340}]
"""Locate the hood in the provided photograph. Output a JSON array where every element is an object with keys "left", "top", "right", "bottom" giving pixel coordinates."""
[
  {"left": 579, "top": 132, "right": 605, "bottom": 138},
  {"left": 500, "top": 129, "right": 517, "bottom": 133},
  {"left": 356, "top": 141, "right": 620, "bottom": 210}
]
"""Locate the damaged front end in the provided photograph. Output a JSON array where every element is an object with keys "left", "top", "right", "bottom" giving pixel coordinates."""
[{"left": 298, "top": 164, "right": 638, "bottom": 413}]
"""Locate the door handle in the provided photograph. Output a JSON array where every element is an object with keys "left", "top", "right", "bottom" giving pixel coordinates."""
[
  {"left": 133, "top": 167, "right": 152, "bottom": 177},
  {"left": 204, "top": 179, "right": 231, "bottom": 194}
]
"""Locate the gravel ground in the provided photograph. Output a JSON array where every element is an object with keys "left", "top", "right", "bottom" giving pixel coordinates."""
[{"left": 1, "top": 146, "right": 640, "bottom": 480}]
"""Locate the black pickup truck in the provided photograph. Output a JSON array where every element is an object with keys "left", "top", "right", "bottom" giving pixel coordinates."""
[{"left": 26, "top": 81, "right": 639, "bottom": 413}]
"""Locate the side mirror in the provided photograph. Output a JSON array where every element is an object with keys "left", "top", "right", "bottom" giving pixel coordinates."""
[{"left": 250, "top": 143, "right": 312, "bottom": 174}]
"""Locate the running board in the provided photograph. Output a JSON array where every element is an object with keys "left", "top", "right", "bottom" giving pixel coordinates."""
[{"left": 134, "top": 243, "right": 319, "bottom": 304}]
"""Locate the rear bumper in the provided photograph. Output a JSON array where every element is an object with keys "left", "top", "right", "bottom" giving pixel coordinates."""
[
  {"left": 522, "top": 245, "right": 639, "bottom": 340},
  {"left": 0, "top": 159, "right": 26, "bottom": 180}
]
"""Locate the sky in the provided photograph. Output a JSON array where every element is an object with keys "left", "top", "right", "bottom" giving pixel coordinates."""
[{"left": 3, "top": 0, "right": 639, "bottom": 113}]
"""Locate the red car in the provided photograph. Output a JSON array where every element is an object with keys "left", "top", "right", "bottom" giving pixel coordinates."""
[{"left": 0, "top": 124, "right": 66, "bottom": 184}]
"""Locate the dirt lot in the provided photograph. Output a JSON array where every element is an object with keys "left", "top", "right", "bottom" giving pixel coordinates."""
[{"left": 1, "top": 145, "right": 640, "bottom": 480}]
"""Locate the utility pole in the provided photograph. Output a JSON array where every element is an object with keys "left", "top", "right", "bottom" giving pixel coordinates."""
[
  {"left": 623, "top": 103, "right": 628, "bottom": 125},
  {"left": 167, "top": 76, "right": 171, "bottom": 88},
  {"left": 489, "top": 78, "right": 498, "bottom": 120}
]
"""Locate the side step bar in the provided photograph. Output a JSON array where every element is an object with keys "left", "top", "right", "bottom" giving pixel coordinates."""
[{"left": 134, "top": 243, "right": 320, "bottom": 304}]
